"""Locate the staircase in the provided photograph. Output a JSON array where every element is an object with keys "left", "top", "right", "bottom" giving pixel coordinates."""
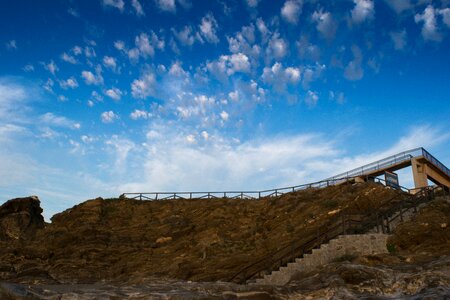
[
  {"left": 230, "top": 185, "right": 448, "bottom": 285},
  {"left": 254, "top": 234, "right": 389, "bottom": 285}
]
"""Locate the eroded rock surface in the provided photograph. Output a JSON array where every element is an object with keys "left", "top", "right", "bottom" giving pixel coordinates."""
[
  {"left": 0, "top": 185, "right": 449, "bottom": 299},
  {"left": 0, "top": 196, "right": 45, "bottom": 241}
]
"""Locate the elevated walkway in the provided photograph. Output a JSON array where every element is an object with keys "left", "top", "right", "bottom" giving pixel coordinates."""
[
  {"left": 122, "top": 147, "right": 450, "bottom": 200},
  {"left": 327, "top": 147, "right": 450, "bottom": 191}
]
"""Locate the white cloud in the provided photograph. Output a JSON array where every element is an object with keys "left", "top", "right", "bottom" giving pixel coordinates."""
[
  {"left": 118, "top": 123, "right": 450, "bottom": 194},
  {"left": 103, "top": 0, "right": 125, "bottom": 11},
  {"left": 105, "top": 87, "right": 123, "bottom": 101},
  {"left": 228, "top": 90, "right": 239, "bottom": 102},
  {"left": 351, "top": 0, "right": 374, "bottom": 23},
  {"left": 312, "top": 10, "right": 336, "bottom": 40},
  {"left": 23, "top": 64, "right": 34, "bottom": 72},
  {"left": 168, "top": 61, "right": 187, "bottom": 77},
  {"left": 199, "top": 13, "right": 219, "bottom": 44},
  {"left": 227, "top": 24, "right": 260, "bottom": 63},
  {"left": 439, "top": 8, "right": 450, "bottom": 27},
  {"left": 117, "top": 32, "right": 164, "bottom": 63},
  {"left": 186, "top": 134, "right": 196, "bottom": 144},
  {"left": 43, "top": 78, "right": 54, "bottom": 93},
  {"left": 262, "top": 63, "right": 302, "bottom": 91},
  {"left": 172, "top": 25, "right": 196, "bottom": 46},
  {"left": 383, "top": 0, "right": 413, "bottom": 14},
  {"left": 101, "top": 111, "right": 119, "bottom": 123},
  {"left": 256, "top": 18, "right": 270, "bottom": 39},
  {"left": 103, "top": 56, "right": 117, "bottom": 71},
  {"left": 305, "top": 90, "right": 319, "bottom": 107},
  {"left": 344, "top": 45, "right": 363, "bottom": 81},
  {"left": 61, "top": 52, "right": 77, "bottom": 64},
  {"left": 329, "top": 91, "right": 346, "bottom": 104},
  {"left": 119, "top": 128, "right": 339, "bottom": 192},
  {"left": 131, "top": 71, "right": 156, "bottom": 99},
  {"left": 81, "top": 70, "right": 104, "bottom": 85},
  {"left": 390, "top": 30, "right": 407, "bottom": 50},
  {"left": 281, "top": 0, "right": 303, "bottom": 24},
  {"left": 72, "top": 46, "right": 82, "bottom": 56},
  {"left": 415, "top": 5, "right": 441, "bottom": 42},
  {"left": 220, "top": 111, "right": 229, "bottom": 121},
  {"left": 40, "top": 112, "right": 81, "bottom": 130},
  {"left": 59, "top": 77, "right": 79, "bottom": 89},
  {"left": 132, "top": 0, "right": 145, "bottom": 16},
  {"left": 81, "top": 135, "right": 95, "bottom": 143},
  {"left": 114, "top": 40, "right": 125, "bottom": 51},
  {"left": 156, "top": 0, "right": 176, "bottom": 12},
  {"left": 105, "top": 135, "right": 136, "bottom": 172},
  {"left": 267, "top": 34, "right": 288, "bottom": 59},
  {"left": 207, "top": 53, "right": 251, "bottom": 80},
  {"left": 0, "top": 78, "right": 29, "bottom": 120},
  {"left": 296, "top": 37, "right": 320, "bottom": 61},
  {"left": 67, "top": 7, "right": 79, "bottom": 17},
  {"left": 135, "top": 33, "right": 155, "bottom": 57},
  {"left": 44, "top": 60, "right": 58, "bottom": 75},
  {"left": 245, "top": 0, "right": 259, "bottom": 7},
  {"left": 130, "top": 109, "right": 151, "bottom": 120},
  {"left": 6, "top": 40, "right": 17, "bottom": 50},
  {"left": 175, "top": 94, "right": 215, "bottom": 121},
  {"left": 285, "top": 67, "right": 301, "bottom": 83},
  {"left": 58, "top": 95, "right": 68, "bottom": 102},
  {"left": 84, "top": 46, "right": 96, "bottom": 58}
]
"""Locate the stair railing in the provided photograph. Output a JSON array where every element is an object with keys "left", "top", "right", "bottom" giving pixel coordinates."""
[{"left": 228, "top": 184, "right": 442, "bottom": 284}]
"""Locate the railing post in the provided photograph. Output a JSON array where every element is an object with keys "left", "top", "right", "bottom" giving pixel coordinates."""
[
  {"left": 139, "top": 194, "right": 142, "bottom": 201},
  {"left": 208, "top": 192, "right": 211, "bottom": 199},
  {"left": 240, "top": 192, "right": 243, "bottom": 199},
  {"left": 258, "top": 192, "right": 261, "bottom": 199},
  {"left": 155, "top": 193, "right": 158, "bottom": 200},
  {"left": 190, "top": 192, "right": 192, "bottom": 199},
  {"left": 173, "top": 193, "right": 176, "bottom": 199}
]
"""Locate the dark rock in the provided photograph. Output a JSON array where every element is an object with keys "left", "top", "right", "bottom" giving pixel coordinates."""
[{"left": 0, "top": 196, "right": 45, "bottom": 241}]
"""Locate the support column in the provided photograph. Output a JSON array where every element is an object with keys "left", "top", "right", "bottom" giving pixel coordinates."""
[
  {"left": 355, "top": 176, "right": 366, "bottom": 183},
  {"left": 411, "top": 158, "right": 428, "bottom": 191}
]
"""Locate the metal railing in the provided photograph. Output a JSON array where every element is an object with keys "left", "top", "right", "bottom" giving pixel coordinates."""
[
  {"left": 422, "top": 148, "right": 450, "bottom": 177},
  {"left": 121, "top": 176, "right": 400, "bottom": 200},
  {"left": 229, "top": 185, "right": 448, "bottom": 284},
  {"left": 121, "top": 147, "right": 449, "bottom": 201},
  {"left": 327, "top": 147, "right": 450, "bottom": 181}
]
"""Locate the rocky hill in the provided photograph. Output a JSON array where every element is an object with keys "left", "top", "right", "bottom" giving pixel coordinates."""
[{"left": 0, "top": 182, "right": 449, "bottom": 299}]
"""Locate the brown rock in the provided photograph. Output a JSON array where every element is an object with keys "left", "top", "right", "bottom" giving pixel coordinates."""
[{"left": 0, "top": 196, "right": 45, "bottom": 241}]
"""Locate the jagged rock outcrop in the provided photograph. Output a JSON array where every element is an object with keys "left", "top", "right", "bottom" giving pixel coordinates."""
[{"left": 0, "top": 196, "right": 45, "bottom": 241}]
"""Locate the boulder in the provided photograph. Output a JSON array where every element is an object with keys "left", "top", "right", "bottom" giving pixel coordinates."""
[{"left": 0, "top": 196, "right": 45, "bottom": 241}]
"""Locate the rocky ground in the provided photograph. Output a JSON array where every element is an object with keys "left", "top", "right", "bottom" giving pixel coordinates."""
[{"left": 0, "top": 183, "right": 449, "bottom": 299}]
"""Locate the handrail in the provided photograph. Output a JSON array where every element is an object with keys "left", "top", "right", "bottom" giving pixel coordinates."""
[
  {"left": 326, "top": 147, "right": 423, "bottom": 180},
  {"left": 121, "top": 147, "right": 449, "bottom": 201},
  {"left": 121, "top": 176, "right": 406, "bottom": 200},
  {"left": 421, "top": 148, "right": 450, "bottom": 177},
  {"left": 229, "top": 184, "right": 444, "bottom": 283}
]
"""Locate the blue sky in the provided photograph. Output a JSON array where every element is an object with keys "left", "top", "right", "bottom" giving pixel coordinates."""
[{"left": 1, "top": 0, "right": 450, "bottom": 219}]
